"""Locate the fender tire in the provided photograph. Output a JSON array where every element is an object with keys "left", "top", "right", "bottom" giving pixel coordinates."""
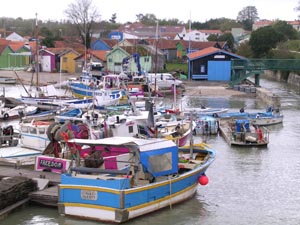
[{"left": 3, "top": 113, "right": 9, "bottom": 120}]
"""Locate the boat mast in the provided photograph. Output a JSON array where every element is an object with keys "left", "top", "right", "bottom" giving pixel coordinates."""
[
  {"left": 154, "top": 21, "right": 158, "bottom": 94},
  {"left": 35, "top": 13, "right": 39, "bottom": 89}
]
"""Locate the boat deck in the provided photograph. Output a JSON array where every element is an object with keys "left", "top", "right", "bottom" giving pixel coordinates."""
[{"left": 219, "top": 120, "right": 269, "bottom": 147}]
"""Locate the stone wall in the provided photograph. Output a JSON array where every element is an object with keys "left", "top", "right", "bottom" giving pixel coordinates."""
[
  {"left": 255, "top": 70, "right": 300, "bottom": 107},
  {"left": 256, "top": 87, "right": 281, "bottom": 108},
  {"left": 263, "top": 70, "right": 300, "bottom": 87}
]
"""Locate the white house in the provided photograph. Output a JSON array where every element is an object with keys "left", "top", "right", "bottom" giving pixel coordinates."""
[
  {"left": 174, "top": 29, "right": 222, "bottom": 42},
  {"left": 5, "top": 32, "right": 26, "bottom": 42}
]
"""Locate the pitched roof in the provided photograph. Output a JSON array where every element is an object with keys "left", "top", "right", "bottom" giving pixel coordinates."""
[
  {"left": 0, "top": 38, "right": 10, "bottom": 45},
  {"left": 90, "top": 50, "right": 108, "bottom": 61},
  {"left": 0, "top": 44, "right": 13, "bottom": 54},
  {"left": 120, "top": 39, "right": 226, "bottom": 51},
  {"left": 120, "top": 45, "right": 149, "bottom": 56},
  {"left": 54, "top": 37, "right": 85, "bottom": 54},
  {"left": 253, "top": 20, "right": 273, "bottom": 26},
  {"left": 9, "top": 41, "right": 27, "bottom": 51},
  {"left": 198, "top": 29, "right": 223, "bottom": 34},
  {"left": 188, "top": 46, "right": 244, "bottom": 60}
]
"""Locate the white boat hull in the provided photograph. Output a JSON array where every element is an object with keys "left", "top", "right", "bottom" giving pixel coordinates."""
[{"left": 61, "top": 184, "right": 197, "bottom": 223}]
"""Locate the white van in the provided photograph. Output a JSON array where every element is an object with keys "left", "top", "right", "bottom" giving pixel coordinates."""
[{"left": 145, "top": 73, "right": 182, "bottom": 89}]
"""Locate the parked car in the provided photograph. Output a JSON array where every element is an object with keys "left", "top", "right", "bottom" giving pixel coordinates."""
[{"left": 145, "top": 73, "right": 183, "bottom": 89}]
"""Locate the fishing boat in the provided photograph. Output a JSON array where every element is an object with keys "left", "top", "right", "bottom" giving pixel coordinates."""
[
  {"left": 250, "top": 113, "right": 283, "bottom": 126},
  {"left": 0, "top": 125, "right": 18, "bottom": 148},
  {"left": 0, "top": 120, "right": 51, "bottom": 166},
  {"left": 58, "top": 136, "right": 216, "bottom": 223},
  {"left": 216, "top": 106, "right": 283, "bottom": 126},
  {"left": 219, "top": 119, "right": 269, "bottom": 147},
  {"left": 54, "top": 108, "right": 83, "bottom": 123},
  {"left": 183, "top": 106, "right": 228, "bottom": 117},
  {"left": 105, "top": 101, "right": 194, "bottom": 147},
  {"left": 0, "top": 103, "right": 38, "bottom": 120},
  {"left": 0, "top": 77, "right": 17, "bottom": 84},
  {"left": 68, "top": 73, "right": 127, "bottom": 103},
  {"left": 193, "top": 115, "right": 219, "bottom": 135},
  {"left": 20, "top": 108, "right": 59, "bottom": 122},
  {"left": 34, "top": 118, "right": 106, "bottom": 173}
]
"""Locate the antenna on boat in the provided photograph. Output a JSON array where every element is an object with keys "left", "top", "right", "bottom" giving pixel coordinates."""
[{"left": 189, "top": 111, "right": 194, "bottom": 160}]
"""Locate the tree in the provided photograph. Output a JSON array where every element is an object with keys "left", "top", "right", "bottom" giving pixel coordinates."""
[
  {"left": 207, "top": 33, "right": 235, "bottom": 51},
  {"left": 272, "top": 20, "right": 299, "bottom": 40},
  {"left": 109, "top": 13, "right": 117, "bottom": 23},
  {"left": 236, "top": 41, "right": 254, "bottom": 58},
  {"left": 135, "top": 13, "right": 158, "bottom": 25},
  {"left": 64, "top": 0, "right": 101, "bottom": 49},
  {"left": 237, "top": 6, "right": 259, "bottom": 30},
  {"left": 249, "top": 26, "right": 284, "bottom": 57},
  {"left": 295, "top": 1, "right": 300, "bottom": 18}
]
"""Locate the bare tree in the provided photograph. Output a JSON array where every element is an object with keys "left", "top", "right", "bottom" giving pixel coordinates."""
[
  {"left": 295, "top": 1, "right": 300, "bottom": 18},
  {"left": 237, "top": 6, "right": 259, "bottom": 30},
  {"left": 64, "top": 0, "right": 101, "bottom": 48}
]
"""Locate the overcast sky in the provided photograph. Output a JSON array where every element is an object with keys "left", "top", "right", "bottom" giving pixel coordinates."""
[{"left": 1, "top": 0, "right": 299, "bottom": 24}]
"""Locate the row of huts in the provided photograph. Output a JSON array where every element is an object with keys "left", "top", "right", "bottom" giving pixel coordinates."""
[{"left": 0, "top": 35, "right": 245, "bottom": 81}]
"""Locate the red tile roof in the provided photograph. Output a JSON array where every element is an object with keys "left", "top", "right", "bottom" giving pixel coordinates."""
[
  {"left": 91, "top": 50, "right": 108, "bottom": 61},
  {"left": 188, "top": 46, "right": 244, "bottom": 60},
  {"left": 9, "top": 41, "right": 26, "bottom": 51},
  {"left": 288, "top": 20, "right": 300, "bottom": 25},
  {"left": 253, "top": 20, "right": 273, "bottom": 26},
  {"left": 188, "top": 47, "right": 221, "bottom": 59},
  {"left": 54, "top": 37, "right": 85, "bottom": 54}
]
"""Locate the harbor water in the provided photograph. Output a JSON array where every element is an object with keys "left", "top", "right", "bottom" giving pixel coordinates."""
[{"left": 1, "top": 78, "right": 300, "bottom": 225}]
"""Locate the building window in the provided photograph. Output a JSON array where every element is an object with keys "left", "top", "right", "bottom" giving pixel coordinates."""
[
  {"left": 108, "top": 58, "right": 112, "bottom": 62},
  {"left": 63, "top": 57, "right": 67, "bottom": 62},
  {"left": 128, "top": 126, "right": 134, "bottom": 133},
  {"left": 144, "top": 57, "right": 149, "bottom": 62},
  {"left": 200, "top": 65, "right": 205, "bottom": 73}
]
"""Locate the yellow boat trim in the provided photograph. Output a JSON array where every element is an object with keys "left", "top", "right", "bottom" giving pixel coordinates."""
[
  {"left": 61, "top": 183, "right": 198, "bottom": 212},
  {"left": 60, "top": 185, "right": 121, "bottom": 194},
  {"left": 60, "top": 167, "right": 206, "bottom": 194},
  {"left": 63, "top": 202, "right": 116, "bottom": 211}
]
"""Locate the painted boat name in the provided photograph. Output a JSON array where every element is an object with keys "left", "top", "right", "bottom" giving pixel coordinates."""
[{"left": 81, "top": 190, "right": 98, "bottom": 200}]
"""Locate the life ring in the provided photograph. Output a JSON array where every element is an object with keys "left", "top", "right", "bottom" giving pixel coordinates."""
[{"left": 3, "top": 113, "right": 9, "bottom": 120}]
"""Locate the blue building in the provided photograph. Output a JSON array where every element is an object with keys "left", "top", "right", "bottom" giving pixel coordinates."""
[{"left": 188, "top": 47, "right": 245, "bottom": 81}]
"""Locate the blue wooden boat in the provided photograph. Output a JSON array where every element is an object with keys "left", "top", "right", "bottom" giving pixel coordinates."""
[
  {"left": 68, "top": 73, "right": 127, "bottom": 102},
  {"left": 55, "top": 108, "right": 83, "bottom": 123},
  {"left": 58, "top": 137, "right": 216, "bottom": 223},
  {"left": 216, "top": 107, "right": 283, "bottom": 126}
]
